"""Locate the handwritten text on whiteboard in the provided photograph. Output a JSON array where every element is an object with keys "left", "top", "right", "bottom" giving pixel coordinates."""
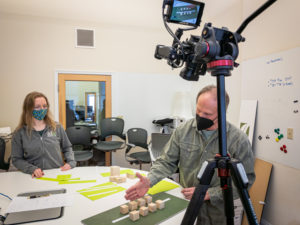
[{"left": 267, "top": 76, "right": 293, "bottom": 88}]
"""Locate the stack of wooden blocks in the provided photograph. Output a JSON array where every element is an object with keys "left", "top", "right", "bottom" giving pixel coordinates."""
[
  {"left": 120, "top": 195, "right": 165, "bottom": 221},
  {"left": 109, "top": 166, "right": 126, "bottom": 183}
]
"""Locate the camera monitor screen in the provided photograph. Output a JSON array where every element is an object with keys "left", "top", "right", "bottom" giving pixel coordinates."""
[{"left": 167, "top": 0, "right": 205, "bottom": 26}]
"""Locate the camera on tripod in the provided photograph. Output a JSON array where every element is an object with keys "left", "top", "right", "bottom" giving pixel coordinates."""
[{"left": 155, "top": 0, "right": 245, "bottom": 81}]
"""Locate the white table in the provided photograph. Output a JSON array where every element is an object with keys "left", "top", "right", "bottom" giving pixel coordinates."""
[{"left": 0, "top": 167, "right": 187, "bottom": 225}]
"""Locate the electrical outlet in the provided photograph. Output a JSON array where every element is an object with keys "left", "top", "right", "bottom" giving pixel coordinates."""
[{"left": 287, "top": 128, "right": 293, "bottom": 140}]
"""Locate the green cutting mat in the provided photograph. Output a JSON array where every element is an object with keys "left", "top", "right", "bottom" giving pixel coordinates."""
[{"left": 81, "top": 192, "right": 188, "bottom": 225}]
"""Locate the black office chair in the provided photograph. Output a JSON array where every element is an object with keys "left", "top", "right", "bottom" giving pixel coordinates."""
[
  {"left": 65, "top": 126, "right": 93, "bottom": 166},
  {"left": 149, "top": 133, "right": 171, "bottom": 162},
  {"left": 93, "top": 117, "right": 126, "bottom": 166},
  {"left": 125, "top": 128, "right": 151, "bottom": 170},
  {"left": 0, "top": 137, "right": 10, "bottom": 171}
]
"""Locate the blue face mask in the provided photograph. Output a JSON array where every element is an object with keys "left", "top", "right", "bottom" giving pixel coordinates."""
[{"left": 32, "top": 109, "right": 48, "bottom": 120}]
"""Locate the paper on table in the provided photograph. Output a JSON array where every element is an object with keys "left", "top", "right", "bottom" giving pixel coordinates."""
[
  {"left": 147, "top": 180, "right": 180, "bottom": 195},
  {"left": 56, "top": 174, "right": 72, "bottom": 180},
  {"left": 37, "top": 174, "right": 92, "bottom": 184},
  {"left": 100, "top": 169, "right": 134, "bottom": 177},
  {"left": 77, "top": 182, "right": 126, "bottom": 201},
  {"left": 6, "top": 193, "right": 73, "bottom": 213}
]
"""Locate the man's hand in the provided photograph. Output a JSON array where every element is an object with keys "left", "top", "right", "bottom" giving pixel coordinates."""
[
  {"left": 60, "top": 163, "right": 71, "bottom": 171},
  {"left": 125, "top": 172, "right": 151, "bottom": 201},
  {"left": 32, "top": 168, "right": 44, "bottom": 178},
  {"left": 181, "top": 187, "right": 210, "bottom": 200}
]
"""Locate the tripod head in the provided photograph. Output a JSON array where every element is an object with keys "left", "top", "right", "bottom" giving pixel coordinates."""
[{"left": 155, "top": 0, "right": 276, "bottom": 79}]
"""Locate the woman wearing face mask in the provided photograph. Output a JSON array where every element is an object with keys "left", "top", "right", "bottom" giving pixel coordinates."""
[{"left": 11, "top": 91, "right": 76, "bottom": 178}]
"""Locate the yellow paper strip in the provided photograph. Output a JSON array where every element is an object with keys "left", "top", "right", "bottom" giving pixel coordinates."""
[
  {"left": 147, "top": 180, "right": 180, "bottom": 195},
  {"left": 77, "top": 182, "right": 125, "bottom": 201},
  {"left": 59, "top": 180, "right": 97, "bottom": 184}
]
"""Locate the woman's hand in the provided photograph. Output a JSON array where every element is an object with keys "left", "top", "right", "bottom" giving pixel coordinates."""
[
  {"left": 32, "top": 168, "right": 44, "bottom": 178},
  {"left": 60, "top": 163, "right": 71, "bottom": 171}
]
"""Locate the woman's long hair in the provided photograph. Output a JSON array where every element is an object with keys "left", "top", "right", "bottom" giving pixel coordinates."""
[{"left": 15, "top": 91, "right": 57, "bottom": 136}]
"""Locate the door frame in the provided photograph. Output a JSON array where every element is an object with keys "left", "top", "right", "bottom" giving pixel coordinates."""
[
  {"left": 57, "top": 73, "right": 112, "bottom": 166},
  {"left": 58, "top": 73, "right": 111, "bottom": 129}
]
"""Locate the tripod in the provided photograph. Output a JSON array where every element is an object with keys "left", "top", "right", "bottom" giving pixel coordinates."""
[
  {"left": 180, "top": 61, "right": 258, "bottom": 225},
  {"left": 153, "top": 0, "right": 277, "bottom": 223}
]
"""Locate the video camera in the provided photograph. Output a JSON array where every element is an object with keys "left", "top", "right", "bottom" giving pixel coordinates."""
[{"left": 155, "top": 0, "right": 245, "bottom": 81}]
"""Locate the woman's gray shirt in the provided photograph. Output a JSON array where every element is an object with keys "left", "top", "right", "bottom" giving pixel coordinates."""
[{"left": 11, "top": 124, "right": 76, "bottom": 174}]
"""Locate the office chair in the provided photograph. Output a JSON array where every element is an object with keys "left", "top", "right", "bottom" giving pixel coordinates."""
[
  {"left": 65, "top": 126, "right": 93, "bottom": 166},
  {"left": 125, "top": 128, "right": 151, "bottom": 170},
  {"left": 0, "top": 137, "right": 10, "bottom": 171},
  {"left": 149, "top": 133, "right": 171, "bottom": 162},
  {"left": 93, "top": 117, "right": 126, "bottom": 166}
]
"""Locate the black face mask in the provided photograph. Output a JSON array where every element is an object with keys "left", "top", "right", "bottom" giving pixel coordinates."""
[{"left": 196, "top": 115, "right": 214, "bottom": 130}]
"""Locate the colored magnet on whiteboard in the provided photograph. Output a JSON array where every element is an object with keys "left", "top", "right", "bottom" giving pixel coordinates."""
[
  {"left": 274, "top": 128, "right": 280, "bottom": 134},
  {"left": 275, "top": 138, "right": 279, "bottom": 142},
  {"left": 280, "top": 145, "right": 287, "bottom": 154},
  {"left": 258, "top": 135, "right": 262, "bottom": 140}
]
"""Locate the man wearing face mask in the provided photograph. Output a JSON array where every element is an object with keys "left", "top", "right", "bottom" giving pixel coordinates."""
[
  {"left": 11, "top": 91, "right": 76, "bottom": 178},
  {"left": 125, "top": 85, "right": 255, "bottom": 224}
]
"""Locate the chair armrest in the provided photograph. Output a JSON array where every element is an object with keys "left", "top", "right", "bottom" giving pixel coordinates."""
[
  {"left": 125, "top": 145, "right": 133, "bottom": 154},
  {"left": 126, "top": 143, "right": 136, "bottom": 148},
  {"left": 98, "top": 135, "right": 105, "bottom": 141}
]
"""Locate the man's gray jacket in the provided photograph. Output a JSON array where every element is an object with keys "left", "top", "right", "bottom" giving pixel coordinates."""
[{"left": 148, "top": 119, "right": 255, "bottom": 224}]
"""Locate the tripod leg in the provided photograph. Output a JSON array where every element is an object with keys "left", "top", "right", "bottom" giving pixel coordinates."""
[
  {"left": 181, "top": 160, "right": 217, "bottom": 225},
  {"left": 229, "top": 159, "right": 259, "bottom": 225},
  {"left": 181, "top": 184, "right": 210, "bottom": 225},
  {"left": 220, "top": 175, "right": 235, "bottom": 225}
]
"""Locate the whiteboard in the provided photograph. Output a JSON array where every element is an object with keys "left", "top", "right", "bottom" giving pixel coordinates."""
[{"left": 241, "top": 47, "right": 300, "bottom": 169}]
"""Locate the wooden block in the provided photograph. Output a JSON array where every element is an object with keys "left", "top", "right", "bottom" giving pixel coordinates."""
[
  {"left": 120, "top": 204, "right": 129, "bottom": 214},
  {"left": 115, "top": 176, "right": 126, "bottom": 183},
  {"left": 126, "top": 172, "right": 135, "bottom": 179},
  {"left": 155, "top": 200, "right": 165, "bottom": 209},
  {"left": 139, "top": 206, "right": 148, "bottom": 216},
  {"left": 109, "top": 176, "right": 117, "bottom": 182},
  {"left": 115, "top": 177, "right": 122, "bottom": 183},
  {"left": 148, "top": 202, "right": 157, "bottom": 212},
  {"left": 128, "top": 201, "right": 138, "bottom": 211},
  {"left": 129, "top": 210, "right": 139, "bottom": 221},
  {"left": 110, "top": 166, "right": 120, "bottom": 176},
  {"left": 137, "top": 198, "right": 146, "bottom": 207},
  {"left": 144, "top": 195, "right": 152, "bottom": 204}
]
